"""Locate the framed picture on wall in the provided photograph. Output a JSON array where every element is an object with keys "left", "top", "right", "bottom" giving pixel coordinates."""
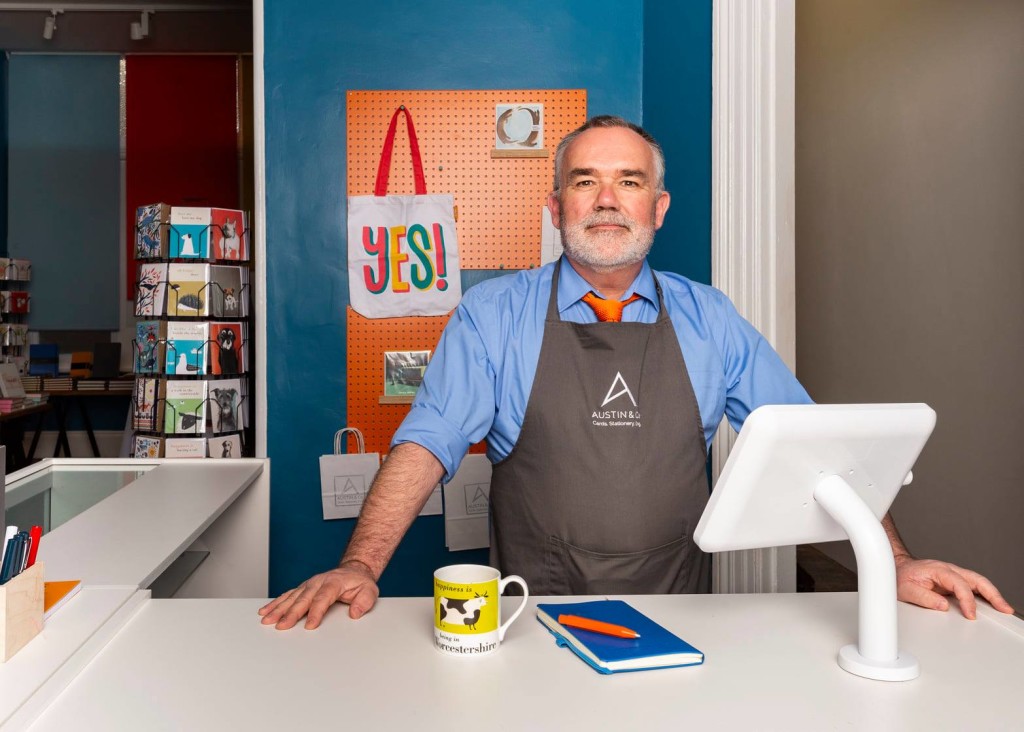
[
  {"left": 495, "top": 103, "right": 544, "bottom": 150},
  {"left": 384, "top": 350, "right": 430, "bottom": 397}
]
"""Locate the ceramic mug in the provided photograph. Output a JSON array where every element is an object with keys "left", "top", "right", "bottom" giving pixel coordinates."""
[{"left": 433, "top": 564, "right": 529, "bottom": 656}]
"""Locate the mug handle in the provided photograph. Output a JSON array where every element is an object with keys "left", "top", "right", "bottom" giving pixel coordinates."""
[{"left": 497, "top": 575, "right": 529, "bottom": 641}]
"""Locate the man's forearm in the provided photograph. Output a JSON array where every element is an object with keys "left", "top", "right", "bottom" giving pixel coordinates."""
[
  {"left": 882, "top": 511, "right": 913, "bottom": 561},
  {"left": 339, "top": 442, "right": 445, "bottom": 579}
]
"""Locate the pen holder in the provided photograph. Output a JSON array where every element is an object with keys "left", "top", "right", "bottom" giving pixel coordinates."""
[{"left": 0, "top": 561, "right": 44, "bottom": 662}]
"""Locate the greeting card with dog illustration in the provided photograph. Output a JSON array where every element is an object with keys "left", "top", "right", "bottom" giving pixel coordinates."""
[
  {"left": 209, "top": 322, "right": 244, "bottom": 376},
  {"left": 167, "top": 263, "right": 211, "bottom": 317},
  {"left": 209, "top": 265, "right": 245, "bottom": 318},
  {"left": 169, "top": 207, "right": 212, "bottom": 259},
  {"left": 211, "top": 208, "right": 249, "bottom": 261},
  {"left": 165, "top": 321, "right": 210, "bottom": 376},
  {"left": 207, "top": 377, "right": 243, "bottom": 434},
  {"left": 209, "top": 433, "right": 243, "bottom": 459},
  {"left": 163, "top": 379, "right": 208, "bottom": 435}
]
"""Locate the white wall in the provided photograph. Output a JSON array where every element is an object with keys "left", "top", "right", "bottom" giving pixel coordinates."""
[
  {"left": 24, "top": 430, "right": 128, "bottom": 461},
  {"left": 796, "top": 0, "right": 1024, "bottom": 609}
]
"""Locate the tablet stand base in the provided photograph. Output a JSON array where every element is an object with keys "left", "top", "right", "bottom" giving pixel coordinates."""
[{"left": 838, "top": 644, "right": 919, "bottom": 682}]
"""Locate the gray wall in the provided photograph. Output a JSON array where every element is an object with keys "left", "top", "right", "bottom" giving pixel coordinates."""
[{"left": 796, "top": 1, "right": 1024, "bottom": 609}]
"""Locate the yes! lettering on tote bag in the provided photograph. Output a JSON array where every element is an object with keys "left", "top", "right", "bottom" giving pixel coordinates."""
[{"left": 347, "top": 106, "right": 462, "bottom": 318}]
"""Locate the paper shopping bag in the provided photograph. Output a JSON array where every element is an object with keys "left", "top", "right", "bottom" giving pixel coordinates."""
[
  {"left": 347, "top": 106, "right": 462, "bottom": 318},
  {"left": 320, "top": 428, "right": 380, "bottom": 520}
]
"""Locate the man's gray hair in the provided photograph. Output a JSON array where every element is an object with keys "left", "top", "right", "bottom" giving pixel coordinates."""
[{"left": 553, "top": 115, "right": 666, "bottom": 194}]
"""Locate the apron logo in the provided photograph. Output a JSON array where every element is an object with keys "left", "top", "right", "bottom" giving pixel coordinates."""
[
  {"left": 592, "top": 372, "right": 642, "bottom": 427},
  {"left": 601, "top": 371, "right": 637, "bottom": 407}
]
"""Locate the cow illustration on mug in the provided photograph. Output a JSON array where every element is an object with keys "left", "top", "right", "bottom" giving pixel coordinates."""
[{"left": 438, "top": 591, "right": 489, "bottom": 631}]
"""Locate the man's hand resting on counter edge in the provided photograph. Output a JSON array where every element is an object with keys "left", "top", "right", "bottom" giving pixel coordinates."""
[
  {"left": 258, "top": 560, "right": 380, "bottom": 630},
  {"left": 257, "top": 554, "right": 1017, "bottom": 629},
  {"left": 895, "top": 554, "right": 1014, "bottom": 620}
]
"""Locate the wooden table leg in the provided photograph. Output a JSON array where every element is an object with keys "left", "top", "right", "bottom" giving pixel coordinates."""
[
  {"left": 76, "top": 396, "right": 102, "bottom": 457},
  {"left": 53, "top": 399, "right": 72, "bottom": 457},
  {"left": 26, "top": 410, "right": 45, "bottom": 463}
]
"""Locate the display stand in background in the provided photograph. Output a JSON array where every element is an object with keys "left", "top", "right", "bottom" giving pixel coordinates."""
[
  {"left": 130, "top": 207, "right": 254, "bottom": 459},
  {"left": 0, "top": 259, "right": 32, "bottom": 377}
]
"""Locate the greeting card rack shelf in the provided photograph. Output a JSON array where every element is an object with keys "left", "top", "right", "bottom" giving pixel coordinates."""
[
  {"left": 0, "top": 258, "right": 32, "bottom": 374},
  {"left": 131, "top": 203, "right": 254, "bottom": 459}
]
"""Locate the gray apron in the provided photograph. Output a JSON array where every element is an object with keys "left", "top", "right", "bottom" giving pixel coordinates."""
[{"left": 490, "top": 261, "right": 711, "bottom": 595}]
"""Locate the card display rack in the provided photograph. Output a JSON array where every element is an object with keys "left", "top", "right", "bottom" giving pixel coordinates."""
[
  {"left": 130, "top": 205, "right": 254, "bottom": 459},
  {"left": 0, "top": 258, "right": 32, "bottom": 375}
]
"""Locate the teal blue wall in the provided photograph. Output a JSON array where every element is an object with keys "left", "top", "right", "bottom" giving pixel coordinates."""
[
  {"left": 264, "top": 0, "right": 712, "bottom": 596},
  {"left": 643, "top": 0, "right": 713, "bottom": 285},
  {"left": 1, "top": 54, "right": 7, "bottom": 257},
  {"left": 7, "top": 55, "right": 121, "bottom": 330}
]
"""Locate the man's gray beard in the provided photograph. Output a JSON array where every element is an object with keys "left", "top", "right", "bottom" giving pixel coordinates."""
[{"left": 560, "top": 210, "right": 655, "bottom": 272}]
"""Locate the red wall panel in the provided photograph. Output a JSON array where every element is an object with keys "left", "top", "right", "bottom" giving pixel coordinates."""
[{"left": 125, "top": 55, "right": 240, "bottom": 297}]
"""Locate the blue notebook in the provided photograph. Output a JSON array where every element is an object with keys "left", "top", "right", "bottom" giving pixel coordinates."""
[{"left": 536, "top": 600, "right": 704, "bottom": 674}]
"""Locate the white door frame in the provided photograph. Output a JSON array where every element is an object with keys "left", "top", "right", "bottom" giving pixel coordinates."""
[
  {"left": 710, "top": 0, "right": 797, "bottom": 593},
  {"left": 253, "top": 0, "right": 268, "bottom": 458}
]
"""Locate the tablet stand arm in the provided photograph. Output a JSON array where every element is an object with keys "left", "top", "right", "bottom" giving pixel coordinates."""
[{"left": 813, "top": 474, "right": 919, "bottom": 681}]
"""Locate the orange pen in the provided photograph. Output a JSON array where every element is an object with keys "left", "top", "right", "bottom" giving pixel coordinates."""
[{"left": 557, "top": 614, "right": 641, "bottom": 639}]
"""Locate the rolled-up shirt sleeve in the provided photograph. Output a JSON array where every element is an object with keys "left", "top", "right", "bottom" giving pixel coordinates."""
[{"left": 392, "top": 300, "right": 497, "bottom": 482}]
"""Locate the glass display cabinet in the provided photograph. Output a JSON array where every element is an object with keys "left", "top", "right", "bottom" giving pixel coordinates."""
[{"left": 4, "top": 457, "right": 269, "bottom": 598}]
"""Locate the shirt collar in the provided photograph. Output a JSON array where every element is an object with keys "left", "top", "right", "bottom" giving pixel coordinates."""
[{"left": 556, "top": 256, "right": 658, "bottom": 314}]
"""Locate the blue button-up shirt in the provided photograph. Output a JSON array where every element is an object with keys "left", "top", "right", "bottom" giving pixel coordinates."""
[{"left": 394, "top": 257, "right": 812, "bottom": 481}]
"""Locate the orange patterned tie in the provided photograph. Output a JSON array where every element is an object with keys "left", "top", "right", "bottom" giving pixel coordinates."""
[{"left": 582, "top": 291, "right": 641, "bottom": 322}]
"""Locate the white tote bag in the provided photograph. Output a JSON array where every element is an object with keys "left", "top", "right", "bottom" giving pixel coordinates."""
[
  {"left": 319, "top": 428, "right": 380, "bottom": 520},
  {"left": 347, "top": 106, "right": 462, "bottom": 318}
]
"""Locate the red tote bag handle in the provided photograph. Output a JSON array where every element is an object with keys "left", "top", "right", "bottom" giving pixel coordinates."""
[{"left": 374, "top": 105, "right": 427, "bottom": 196}]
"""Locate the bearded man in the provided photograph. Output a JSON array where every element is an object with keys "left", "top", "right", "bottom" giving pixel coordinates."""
[{"left": 261, "top": 116, "right": 1012, "bottom": 630}]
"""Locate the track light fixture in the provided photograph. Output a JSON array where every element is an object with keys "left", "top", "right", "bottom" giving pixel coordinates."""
[
  {"left": 130, "top": 10, "right": 150, "bottom": 41},
  {"left": 42, "top": 10, "right": 60, "bottom": 40},
  {"left": 13, "top": 5, "right": 243, "bottom": 43}
]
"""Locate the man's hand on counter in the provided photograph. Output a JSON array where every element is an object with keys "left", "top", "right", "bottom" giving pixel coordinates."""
[
  {"left": 895, "top": 554, "right": 1014, "bottom": 620},
  {"left": 258, "top": 560, "right": 380, "bottom": 630}
]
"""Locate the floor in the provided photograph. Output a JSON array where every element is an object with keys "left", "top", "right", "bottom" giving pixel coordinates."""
[{"left": 796, "top": 545, "right": 857, "bottom": 593}]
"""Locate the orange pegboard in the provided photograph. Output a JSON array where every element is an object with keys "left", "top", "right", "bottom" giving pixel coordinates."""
[
  {"left": 346, "top": 306, "right": 486, "bottom": 457},
  {"left": 347, "top": 89, "right": 587, "bottom": 270}
]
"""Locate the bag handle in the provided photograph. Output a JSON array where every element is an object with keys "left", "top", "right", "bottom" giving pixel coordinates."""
[
  {"left": 333, "top": 427, "right": 366, "bottom": 455},
  {"left": 374, "top": 105, "right": 427, "bottom": 197}
]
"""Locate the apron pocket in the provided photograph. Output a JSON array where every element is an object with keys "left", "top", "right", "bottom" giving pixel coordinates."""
[{"left": 546, "top": 535, "right": 696, "bottom": 595}]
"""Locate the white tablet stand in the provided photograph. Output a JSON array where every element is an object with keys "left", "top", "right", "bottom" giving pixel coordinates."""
[{"left": 694, "top": 403, "right": 937, "bottom": 682}]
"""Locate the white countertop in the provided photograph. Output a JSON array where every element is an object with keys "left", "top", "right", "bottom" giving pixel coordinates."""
[
  {"left": 23, "top": 592, "right": 1024, "bottom": 731},
  {"left": 0, "top": 586, "right": 143, "bottom": 729}
]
